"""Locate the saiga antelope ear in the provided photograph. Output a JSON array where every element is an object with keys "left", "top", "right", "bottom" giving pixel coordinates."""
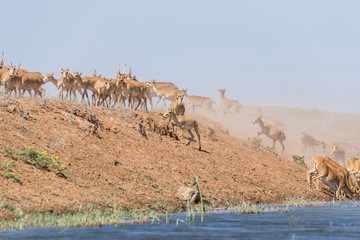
[{"left": 60, "top": 68, "right": 63, "bottom": 72}]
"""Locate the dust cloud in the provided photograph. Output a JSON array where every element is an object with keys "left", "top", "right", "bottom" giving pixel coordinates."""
[{"left": 187, "top": 102, "right": 360, "bottom": 168}]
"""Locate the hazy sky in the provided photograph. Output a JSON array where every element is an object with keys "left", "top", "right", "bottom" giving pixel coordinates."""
[{"left": 1, "top": 0, "right": 359, "bottom": 113}]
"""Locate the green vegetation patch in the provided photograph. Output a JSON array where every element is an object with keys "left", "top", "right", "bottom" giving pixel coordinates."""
[
  {"left": 1, "top": 146, "right": 68, "bottom": 182},
  {"left": 248, "top": 137, "right": 262, "bottom": 148},
  {"left": 0, "top": 201, "right": 180, "bottom": 230},
  {"left": 266, "top": 146, "right": 277, "bottom": 155},
  {"left": 0, "top": 155, "right": 20, "bottom": 182},
  {"left": 292, "top": 155, "right": 307, "bottom": 168},
  {"left": 284, "top": 196, "right": 309, "bottom": 207},
  {"left": 231, "top": 201, "right": 284, "bottom": 214}
]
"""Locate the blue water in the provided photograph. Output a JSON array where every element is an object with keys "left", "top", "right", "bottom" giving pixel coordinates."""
[{"left": 2, "top": 202, "right": 360, "bottom": 240}]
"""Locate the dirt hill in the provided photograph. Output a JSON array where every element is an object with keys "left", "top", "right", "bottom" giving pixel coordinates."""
[{"left": 0, "top": 97, "right": 329, "bottom": 218}]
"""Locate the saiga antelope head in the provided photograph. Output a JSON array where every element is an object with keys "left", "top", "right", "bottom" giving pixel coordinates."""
[
  {"left": 7, "top": 64, "right": 17, "bottom": 78},
  {"left": 43, "top": 73, "right": 54, "bottom": 83},
  {"left": 60, "top": 68, "right": 69, "bottom": 80},
  {"left": 252, "top": 114, "right": 263, "bottom": 124}
]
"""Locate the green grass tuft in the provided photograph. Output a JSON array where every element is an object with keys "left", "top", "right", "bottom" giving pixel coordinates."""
[{"left": 292, "top": 155, "right": 307, "bottom": 168}]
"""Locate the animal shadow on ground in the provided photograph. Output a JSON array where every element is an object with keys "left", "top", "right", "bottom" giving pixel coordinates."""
[
  {"left": 199, "top": 148, "right": 210, "bottom": 153},
  {"left": 182, "top": 136, "right": 209, "bottom": 153}
]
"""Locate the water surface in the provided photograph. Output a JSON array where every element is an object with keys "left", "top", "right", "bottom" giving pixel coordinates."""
[{"left": 2, "top": 202, "right": 360, "bottom": 239}]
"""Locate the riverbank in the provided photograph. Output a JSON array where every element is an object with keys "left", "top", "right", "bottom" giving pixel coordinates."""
[{"left": 0, "top": 97, "right": 330, "bottom": 228}]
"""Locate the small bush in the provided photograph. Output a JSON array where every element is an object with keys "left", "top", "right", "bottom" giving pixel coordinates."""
[
  {"left": 0, "top": 157, "right": 20, "bottom": 182},
  {"left": 2, "top": 171, "right": 20, "bottom": 182},
  {"left": 1, "top": 203, "right": 15, "bottom": 212},
  {"left": 15, "top": 147, "right": 67, "bottom": 173},
  {"left": 266, "top": 146, "right": 277, "bottom": 155},
  {"left": 3, "top": 147, "right": 16, "bottom": 157},
  {"left": 1, "top": 147, "right": 68, "bottom": 182},
  {"left": 292, "top": 155, "right": 307, "bottom": 168},
  {"left": 248, "top": 137, "right": 262, "bottom": 148}
]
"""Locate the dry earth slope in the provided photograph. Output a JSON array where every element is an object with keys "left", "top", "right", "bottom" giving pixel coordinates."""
[{"left": 0, "top": 97, "right": 329, "bottom": 218}]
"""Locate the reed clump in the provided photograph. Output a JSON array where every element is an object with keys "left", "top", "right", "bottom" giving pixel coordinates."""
[
  {"left": 284, "top": 196, "right": 309, "bottom": 207},
  {"left": 231, "top": 201, "right": 283, "bottom": 214},
  {"left": 0, "top": 202, "right": 172, "bottom": 230}
]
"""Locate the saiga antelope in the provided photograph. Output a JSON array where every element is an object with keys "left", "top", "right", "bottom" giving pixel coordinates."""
[
  {"left": 308, "top": 156, "right": 358, "bottom": 199},
  {"left": 217, "top": 88, "right": 242, "bottom": 116},
  {"left": 252, "top": 114, "right": 286, "bottom": 153},
  {"left": 150, "top": 79, "right": 184, "bottom": 109},
  {"left": 330, "top": 143, "right": 346, "bottom": 166},
  {"left": 300, "top": 132, "right": 326, "bottom": 156},
  {"left": 167, "top": 93, "right": 186, "bottom": 127},
  {"left": 183, "top": 89, "right": 215, "bottom": 113},
  {"left": 163, "top": 108, "right": 201, "bottom": 150}
]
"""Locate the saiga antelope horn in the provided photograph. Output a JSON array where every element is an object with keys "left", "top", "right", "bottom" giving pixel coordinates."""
[
  {"left": 17, "top": 63, "right": 21, "bottom": 74},
  {"left": 0, "top": 51, "right": 4, "bottom": 65}
]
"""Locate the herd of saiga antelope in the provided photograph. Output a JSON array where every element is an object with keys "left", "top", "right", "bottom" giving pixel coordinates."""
[{"left": 0, "top": 52, "right": 357, "bottom": 200}]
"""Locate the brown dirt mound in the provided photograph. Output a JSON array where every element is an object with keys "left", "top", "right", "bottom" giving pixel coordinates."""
[{"left": 0, "top": 97, "right": 329, "bottom": 218}]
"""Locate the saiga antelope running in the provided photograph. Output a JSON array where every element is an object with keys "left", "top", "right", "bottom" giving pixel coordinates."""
[
  {"left": 300, "top": 132, "right": 326, "bottom": 156},
  {"left": 330, "top": 143, "right": 346, "bottom": 166},
  {"left": 252, "top": 114, "right": 286, "bottom": 153},
  {"left": 217, "top": 88, "right": 242, "bottom": 116},
  {"left": 163, "top": 108, "right": 201, "bottom": 150}
]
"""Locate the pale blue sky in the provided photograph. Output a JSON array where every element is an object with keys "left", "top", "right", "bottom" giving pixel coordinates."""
[{"left": 1, "top": 0, "right": 359, "bottom": 113}]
